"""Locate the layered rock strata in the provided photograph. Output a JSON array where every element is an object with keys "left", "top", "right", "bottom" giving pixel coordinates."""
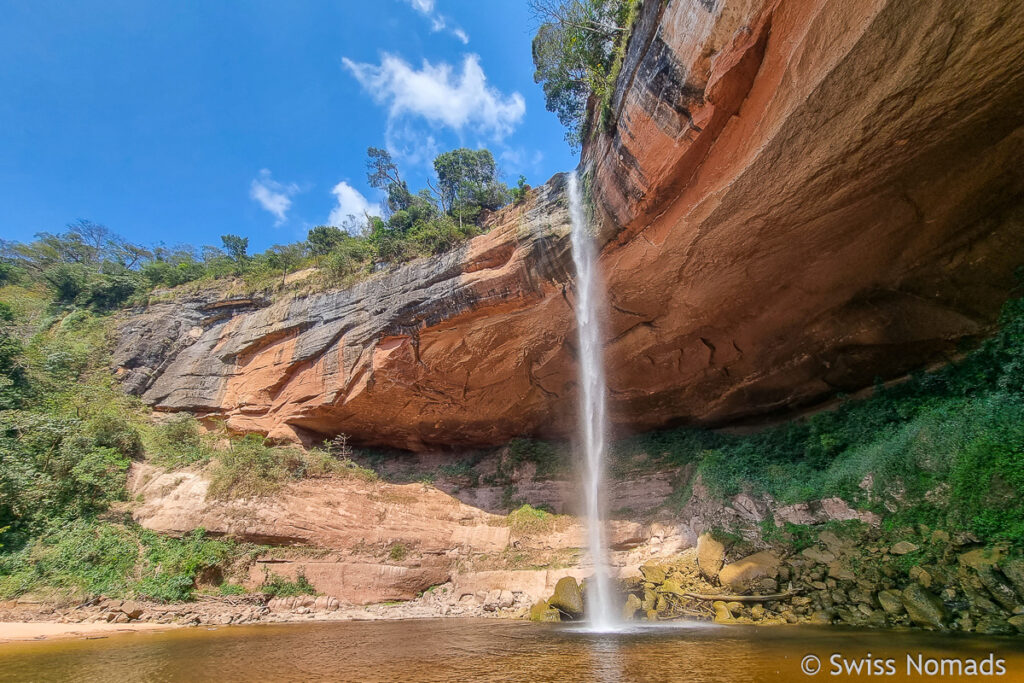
[{"left": 115, "top": 0, "right": 1024, "bottom": 447}]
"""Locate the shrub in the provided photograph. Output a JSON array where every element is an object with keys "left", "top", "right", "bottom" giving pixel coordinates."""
[
  {"left": 133, "top": 528, "right": 235, "bottom": 602},
  {"left": 206, "top": 434, "right": 289, "bottom": 499},
  {"left": 147, "top": 414, "right": 210, "bottom": 468},
  {"left": 260, "top": 569, "right": 315, "bottom": 597},
  {"left": 506, "top": 438, "right": 568, "bottom": 479},
  {"left": 506, "top": 504, "right": 560, "bottom": 534}
]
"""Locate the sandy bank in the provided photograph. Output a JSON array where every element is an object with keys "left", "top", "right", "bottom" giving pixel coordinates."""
[{"left": 0, "top": 621, "right": 177, "bottom": 644}]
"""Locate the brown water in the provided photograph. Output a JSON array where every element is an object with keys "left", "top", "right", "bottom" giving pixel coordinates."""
[{"left": 1, "top": 619, "right": 1023, "bottom": 682}]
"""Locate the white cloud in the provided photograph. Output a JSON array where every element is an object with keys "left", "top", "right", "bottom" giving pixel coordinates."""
[
  {"left": 500, "top": 148, "right": 545, "bottom": 176},
  {"left": 328, "top": 181, "right": 381, "bottom": 230},
  {"left": 249, "top": 169, "right": 299, "bottom": 225},
  {"left": 342, "top": 53, "right": 525, "bottom": 141},
  {"left": 385, "top": 125, "right": 441, "bottom": 168},
  {"left": 399, "top": 0, "right": 469, "bottom": 43}
]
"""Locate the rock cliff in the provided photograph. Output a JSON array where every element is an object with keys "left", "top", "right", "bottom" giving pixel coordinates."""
[{"left": 114, "top": 0, "right": 1024, "bottom": 448}]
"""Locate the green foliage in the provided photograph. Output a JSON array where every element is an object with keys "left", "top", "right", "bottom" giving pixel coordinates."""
[
  {"left": 623, "top": 295, "right": 1024, "bottom": 546},
  {"left": 0, "top": 272, "right": 268, "bottom": 602},
  {"left": 433, "top": 148, "right": 509, "bottom": 222},
  {"left": 1, "top": 145, "right": 521, "bottom": 302},
  {"left": 206, "top": 435, "right": 378, "bottom": 500},
  {"left": 510, "top": 175, "right": 531, "bottom": 204},
  {"left": 220, "top": 234, "right": 249, "bottom": 262},
  {"left": 218, "top": 582, "right": 247, "bottom": 596},
  {"left": 388, "top": 542, "right": 409, "bottom": 562},
  {"left": 530, "top": 0, "right": 639, "bottom": 148},
  {"left": 260, "top": 569, "right": 316, "bottom": 597},
  {"left": 133, "top": 528, "right": 236, "bottom": 602},
  {"left": 506, "top": 438, "right": 569, "bottom": 479},
  {"left": 0, "top": 521, "right": 246, "bottom": 602},
  {"left": 506, "top": 504, "right": 560, "bottom": 534},
  {"left": 321, "top": 233, "right": 374, "bottom": 281},
  {"left": 306, "top": 226, "right": 347, "bottom": 258},
  {"left": 146, "top": 414, "right": 211, "bottom": 468},
  {"left": 206, "top": 434, "right": 291, "bottom": 499}
]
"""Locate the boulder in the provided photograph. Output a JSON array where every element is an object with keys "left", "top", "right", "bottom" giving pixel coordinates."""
[
  {"left": 828, "top": 562, "right": 855, "bottom": 582},
  {"left": 548, "top": 576, "right": 584, "bottom": 618},
  {"left": 120, "top": 601, "right": 144, "bottom": 620},
  {"left": 622, "top": 594, "right": 642, "bottom": 621},
  {"left": 718, "top": 552, "right": 781, "bottom": 592},
  {"left": 890, "top": 541, "right": 919, "bottom": 555},
  {"left": 959, "top": 548, "right": 1020, "bottom": 611},
  {"left": 908, "top": 566, "right": 932, "bottom": 589},
  {"left": 712, "top": 601, "right": 734, "bottom": 624},
  {"left": 640, "top": 564, "right": 667, "bottom": 584},
  {"left": 1001, "top": 558, "right": 1024, "bottom": 599},
  {"left": 801, "top": 547, "right": 837, "bottom": 565},
  {"left": 696, "top": 533, "right": 726, "bottom": 582},
  {"left": 901, "top": 584, "right": 947, "bottom": 629},
  {"left": 529, "top": 600, "right": 561, "bottom": 623}
]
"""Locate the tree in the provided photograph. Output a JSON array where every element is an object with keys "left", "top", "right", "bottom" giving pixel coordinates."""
[
  {"left": 530, "top": 0, "right": 633, "bottom": 149},
  {"left": 307, "top": 226, "right": 346, "bottom": 258},
  {"left": 366, "top": 147, "right": 411, "bottom": 216},
  {"left": 220, "top": 234, "right": 249, "bottom": 262},
  {"left": 510, "top": 175, "right": 531, "bottom": 204},
  {"left": 433, "top": 148, "right": 508, "bottom": 224}
]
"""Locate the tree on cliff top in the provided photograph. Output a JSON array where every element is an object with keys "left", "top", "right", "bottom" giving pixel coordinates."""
[{"left": 530, "top": 0, "right": 637, "bottom": 149}]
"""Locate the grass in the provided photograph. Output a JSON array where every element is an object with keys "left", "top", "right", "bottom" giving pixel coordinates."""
[
  {"left": 504, "top": 504, "right": 565, "bottom": 535},
  {"left": 205, "top": 436, "right": 377, "bottom": 500},
  {"left": 628, "top": 295, "right": 1024, "bottom": 547},
  {"left": 144, "top": 414, "right": 213, "bottom": 469},
  {"left": 388, "top": 542, "right": 409, "bottom": 562},
  {"left": 259, "top": 569, "right": 316, "bottom": 598}
]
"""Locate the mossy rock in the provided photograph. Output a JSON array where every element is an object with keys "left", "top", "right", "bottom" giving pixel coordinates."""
[
  {"left": 656, "top": 579, "right": 685, "bottom": 596},
  {"left": 712, "top": 600, "right": 733, "bottom": 624},
  {"left": 619, "top": 576, "right": 644, "bottom": 592},
  {"left": 901, "top": 584, "right": 947, "bottom": 630},
  {"left": 548, "top": 576, "right": 584, "bottom": 618},
  {"left": 529, "top": 600, "right": 561, "bottom": 623},
  {"left": 640, "top": 563, "right": 667, "bottom": 584},
  {"left": 622, "top": 593, "right": 642, "bottom": 621}
]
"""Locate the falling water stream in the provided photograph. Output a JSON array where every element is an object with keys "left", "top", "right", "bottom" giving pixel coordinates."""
[{"left": 567, "top": 171, "right": 618, "bottom": 631}]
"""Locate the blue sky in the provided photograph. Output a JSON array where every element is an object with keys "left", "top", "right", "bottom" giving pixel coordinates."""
[{"left": 0, "top": 0, "right": 576, "bottom": 252}]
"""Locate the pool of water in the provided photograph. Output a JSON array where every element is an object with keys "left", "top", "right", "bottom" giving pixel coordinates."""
[{"left": 1, "top": 619, "right": 1022, "bottom": 682}]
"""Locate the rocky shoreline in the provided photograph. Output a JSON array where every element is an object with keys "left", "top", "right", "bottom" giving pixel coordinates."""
[
  {"left": 6, "top": 527, "right": 1024, "bottom": 641},
  {"left": 0, "top": 581, "right": 535, "bottom": 639},
  {"left": 532, "top": 532, "right": 1024, "bottom": 636}
]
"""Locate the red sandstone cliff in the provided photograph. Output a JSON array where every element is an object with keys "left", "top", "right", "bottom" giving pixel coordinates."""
[{"left": 114, "top": 0, "right": 1024, "bottom": 449}]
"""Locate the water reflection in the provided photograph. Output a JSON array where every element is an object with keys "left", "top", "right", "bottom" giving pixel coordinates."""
[{"left": 1, "top": 619, "right": 1023, "bottom": 682}]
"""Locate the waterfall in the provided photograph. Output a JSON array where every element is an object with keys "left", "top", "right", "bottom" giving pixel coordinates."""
[{"left": 567, "top": 171, "right": 617, "bottom": 631}]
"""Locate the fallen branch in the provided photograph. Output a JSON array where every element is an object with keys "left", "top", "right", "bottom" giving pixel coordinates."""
[{"left": 682, "top": 591, "right": 800, "bottom": 603}]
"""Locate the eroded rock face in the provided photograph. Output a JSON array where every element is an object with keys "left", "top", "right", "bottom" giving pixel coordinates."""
[
  {"left": 587, "top": 0, "right": 1024, "bottom": 431},
  {"left": 114, "top": 180, "right": 578, "bottom": 450},
  {"left": 115, "top": 0, "right": 1024, "bottom": 448}
]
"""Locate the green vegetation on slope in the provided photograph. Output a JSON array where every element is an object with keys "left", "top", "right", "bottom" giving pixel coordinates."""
[
  {"left": 616, "top": 295, "right": 1024, "bottom": 546},
  {"left": 0, "top": 146, "right": 525, "bottom": 306},
  {"left": 0, "top": 272, "right": 374, "bottom": 602}
]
